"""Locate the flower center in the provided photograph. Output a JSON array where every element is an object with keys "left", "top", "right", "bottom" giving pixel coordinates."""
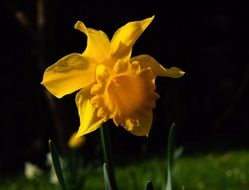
[
  {"left": 90, "top": 61, "right": 159, "bottom": 126},
  {"left": 108, "top": 75, "right": 147, "bottom": 117}
]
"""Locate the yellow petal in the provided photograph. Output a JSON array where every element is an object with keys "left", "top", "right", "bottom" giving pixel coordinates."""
[
  {"left": 75, "top": 85, "right": 105, "bottom": 138},
  {"left": 41, "top": 53, "right": 97, "bottom": 98},
  {"left": 131, "top": 54, "right": 185, "bottom": 78},
  {"left": 110, "top": 16, "right": 154, "bottom": 60},
  {"left": 74, "top": 21, "right": 111, "bottom": 63},
  {"left": 122, "top": 111, "right": 153, "bottom": 136}
]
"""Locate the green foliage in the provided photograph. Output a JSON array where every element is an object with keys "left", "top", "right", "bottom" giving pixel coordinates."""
[
  {"left": 2, "top": 151, "right": 249, "bottom": 190},
  {"left": 63, "top": 149, "right": 90, "bottom": 190},
  {"left": 75, "top": 150, "right": 249, "bottom": 190},
  {"left": 100, "top": 125, "right": 118, "bottom": 190},
  {"left": 103, "top": 163, "right": 112, "bottom": 190},
  {"left": 0, "top": 173, "right": 56, "bottom": 190},
  {"left": 48, "top": 140, "right": 67, "bottom": 190},
  {"left": 165, "top": 123, "right": 176, "bottom": 190},
  {"left": 174, "top": 151, "right": 249, "bottom": 190},
  {"left": 48, "top": 140, "right": 90, "bottom": 190}
]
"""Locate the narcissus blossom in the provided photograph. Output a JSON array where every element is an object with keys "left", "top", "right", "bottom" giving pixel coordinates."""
[{"left": 41, "top": 16, "right": 184, "bottom": 137}]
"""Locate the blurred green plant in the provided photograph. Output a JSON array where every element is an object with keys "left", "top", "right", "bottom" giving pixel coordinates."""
[
  {"left": 48, "top": 140, "right": 67, "bottom": 190},
  {"left": 48, "top": 139, "right": 90, "bottom": 190},
  {"left": 2, "top": 150, "right": 249, "bottom": 189},
  {"left": 165, "top": 123, "right": 176, "bottom": 190},
  {"left": 100, "top": 124, "right": 118, "bottom": 190}
]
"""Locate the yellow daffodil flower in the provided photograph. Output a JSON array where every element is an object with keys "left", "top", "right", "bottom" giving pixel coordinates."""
[{"left": 41, "top": 16, "right": 185, "bottom": 137}]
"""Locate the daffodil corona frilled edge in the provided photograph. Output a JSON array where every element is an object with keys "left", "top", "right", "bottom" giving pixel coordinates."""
[{"left": 41, "top": 16, "right": 185, "bottom": 137}]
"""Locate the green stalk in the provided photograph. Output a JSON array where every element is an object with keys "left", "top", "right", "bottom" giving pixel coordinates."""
[
  {"left": 165, "top": 123, "right": 176, "bottom": 190},
  {"left": 100, "top": 124, "right": 118, "bottom": 190}
]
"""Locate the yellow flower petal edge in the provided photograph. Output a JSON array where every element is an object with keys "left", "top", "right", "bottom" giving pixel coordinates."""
[
  {"left": 75, "top": 85, "right": 105, "bottom": 138},
  {"left": 41, "top": 53, "right": 97, "bottom": 98},
  {"left": 74, "top": 21, "right": 110, "bottom": 63},
  {"left": 131, "top": 54, "right": 185, "bottom": 78},
  {"left": 110, "top": 16, "right": 154, "bottom": 60}
]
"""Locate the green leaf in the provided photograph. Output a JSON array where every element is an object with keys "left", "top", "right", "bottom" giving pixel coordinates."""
[
  {"left": 145, "top": 181, "right": 154, "bottom": 190},
  {"left": 48, "top": 140, "right": 67, "bottom": 190},
  {"left": 103, "top": 163, "right": 112, "bottom": 190},
  {"left": 100, "top": 125, "right": 118, "bottom": 190},
  {"left": 165, "top": 123, "right": 176, "bottom": 190}
]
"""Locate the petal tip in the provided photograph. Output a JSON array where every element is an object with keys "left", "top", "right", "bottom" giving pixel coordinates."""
[
  {"left": 143, "top": 15, "right": 155, "bottom": 27},
  {"left": 165, "top": 67, "right": 186, "bottom": 78},
  {"left": 180, "top": 71, "right": 185, "bottom": 76},
  {"left": 74, "top": 21, "right": 87, "bottom": 34}
]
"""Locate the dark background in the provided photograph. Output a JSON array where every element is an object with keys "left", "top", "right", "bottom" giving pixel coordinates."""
[{"left": 1, "top": 0, "right": 249, "bottom": 174}]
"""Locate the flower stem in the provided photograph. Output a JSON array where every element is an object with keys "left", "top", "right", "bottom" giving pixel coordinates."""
[
  {"left": 100, "top": 124, "right": 118, "bottom": 190},
  {"left": 165, "top": 123, "right": 176, "bottom": 190}
]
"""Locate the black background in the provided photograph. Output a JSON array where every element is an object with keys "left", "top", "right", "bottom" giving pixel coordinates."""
[{"left": 1, "top": 0, "right": 249, "bottom": 174}]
